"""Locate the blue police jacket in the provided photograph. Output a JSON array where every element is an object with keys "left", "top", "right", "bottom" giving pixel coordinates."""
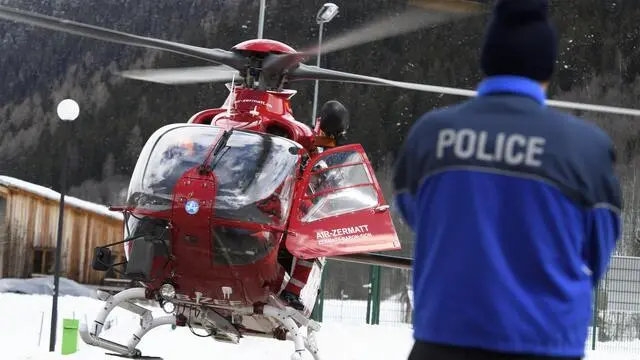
[{"left": 392, "top": 75, "right": 622, "bottom": 357}]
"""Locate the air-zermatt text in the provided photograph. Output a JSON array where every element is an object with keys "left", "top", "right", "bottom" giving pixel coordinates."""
[
  {"left": 316, "top": 225, "right": 370, "bottom": 239},
  {"left": 316, "top": 225, "right": 371, "bottom": 245}
]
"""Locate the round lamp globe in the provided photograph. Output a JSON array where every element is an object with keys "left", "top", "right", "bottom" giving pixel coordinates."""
[{"left": 56, "top": 99, "right": 80, "bottom": 121}]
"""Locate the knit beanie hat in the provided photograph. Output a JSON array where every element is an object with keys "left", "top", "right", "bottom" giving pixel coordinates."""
[{"left": 480, "top": 0, "right": 558, "bottom": 82}]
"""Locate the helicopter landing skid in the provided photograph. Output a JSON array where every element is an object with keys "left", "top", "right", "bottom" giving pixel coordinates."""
[
  {"left": 262, "top": 296, "right": 322, "bottom": 360},
  {"left": 105, "top": 353, "right": 163, "bottom": 360},
  {"left": 79, "top": 287, "right": 179, "bottom": 359}
]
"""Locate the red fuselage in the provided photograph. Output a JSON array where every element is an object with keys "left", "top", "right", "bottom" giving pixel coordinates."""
[
  {"left": 125, "top": 84, "right": 323, "bottom": 310},
  {"left": 122, "top": 39, "right": 362, "bottom": 311}
]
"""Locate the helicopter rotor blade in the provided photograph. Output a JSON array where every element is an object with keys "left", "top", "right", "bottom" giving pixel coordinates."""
[
  {"left": 289, "top": 64, "right": 640, "bottom": 117},
  {"left": 263, "top": 2, "right": 486, "bottom": 72},
  {"left": 408, "top": 0, "right": 489, "bottom": 13},
  {"left": 117, "top": 65, "right": 242, "bottom": 85},
  {"left": 0, "top": 5, "right": 247, "bottom": 71},
  {"left": 310, "top": 6, "right": 482, "bottom": 59}
]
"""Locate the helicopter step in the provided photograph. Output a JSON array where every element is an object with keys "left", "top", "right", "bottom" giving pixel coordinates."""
[
  {"left": 189, "top": 308, "right": 242, "bottom": 344},
  {"left": 212, "top": 332, "right": 239, "bottom": 343}
]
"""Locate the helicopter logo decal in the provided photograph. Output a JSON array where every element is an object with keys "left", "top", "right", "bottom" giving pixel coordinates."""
[{"left": 185, "top": 199, "right": 200, "bottom": 215}]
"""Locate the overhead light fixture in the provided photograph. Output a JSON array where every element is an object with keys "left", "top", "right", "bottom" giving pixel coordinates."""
[{"left": 316, "top": 3, "right": 339, "bottom": 24}]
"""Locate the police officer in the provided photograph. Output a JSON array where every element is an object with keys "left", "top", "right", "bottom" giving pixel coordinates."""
[{"left": 392, "top": 1, "right": 621, "bottom": 359}]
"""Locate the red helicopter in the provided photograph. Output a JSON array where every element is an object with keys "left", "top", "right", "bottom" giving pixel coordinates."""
[{"left": 2, "top": 2, "right": 640, "bottom": 360}]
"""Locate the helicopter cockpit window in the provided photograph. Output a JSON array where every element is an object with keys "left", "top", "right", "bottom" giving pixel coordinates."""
[
  {"left": 125, "top": 124, "right": 301, "bottom": 226},
  {"left": 126, "top": 125, "right": 222, "bottom": 212},
  {"left": 211, "top": 131, "right": 301, "bottom": 226},
  {"left": 306, "top": 151, "right": 370, "bottom": 196},
  {"left": 301, "top": 150, "right": 378, "bottom": 223}
]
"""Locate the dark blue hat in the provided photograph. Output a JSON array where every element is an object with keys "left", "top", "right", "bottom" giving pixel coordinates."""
[{"left": 480, "top": 0, "right": 558, "bottom": 82}]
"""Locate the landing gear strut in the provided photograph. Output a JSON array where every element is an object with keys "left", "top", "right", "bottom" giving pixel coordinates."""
[
  {"left": 78, "top": 288, "right": 322, "bottom": 360},
  {"left": 79, "top": 287, "right": 180, "bottom": 359}
]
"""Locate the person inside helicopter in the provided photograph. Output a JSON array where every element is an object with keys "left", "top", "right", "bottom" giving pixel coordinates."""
[
  {"left": 143, "top": 134, "right": 212, "bottom": 196},
  {"left": 263, "top": 99, "right": 351, "bottom": 311},
  {"left": 314, "top": 99, "right": 350, "bottom": 147}
]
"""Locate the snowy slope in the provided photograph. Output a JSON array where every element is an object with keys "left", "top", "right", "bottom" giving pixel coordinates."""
[{"left": 0, "top": 293, "right": 638, "bottom": 360}]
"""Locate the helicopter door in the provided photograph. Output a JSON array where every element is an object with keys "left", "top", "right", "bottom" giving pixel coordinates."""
[{"left": 286, "top": 144, "right": 401, "bottom": 259}]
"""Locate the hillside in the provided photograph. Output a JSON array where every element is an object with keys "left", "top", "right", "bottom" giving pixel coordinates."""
[{"left": 2, "top": 0, "right": 640, "bottom": 297}]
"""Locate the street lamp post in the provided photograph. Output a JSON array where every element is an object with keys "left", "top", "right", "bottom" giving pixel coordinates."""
[
  {"left": 257, "top": 0, "right": 266, "bottom": 39},
  {"left": 311, "top": 3, "right": 339, "bottom": 128},
  {"left": 49, "top": 98, "right": 79, "bottom": 352}
]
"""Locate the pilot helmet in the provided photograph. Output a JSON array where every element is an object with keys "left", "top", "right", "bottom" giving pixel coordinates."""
[{"left": 318, "top": 100, "right": 349, "bottom": 138}]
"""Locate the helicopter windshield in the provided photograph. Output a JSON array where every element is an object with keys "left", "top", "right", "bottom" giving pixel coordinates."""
[
  {"left": 126, "top": 124, "right": 301, "bottom": 226},
  {"left": 211, "top": 131, "right": 300, "bottom": 225}
]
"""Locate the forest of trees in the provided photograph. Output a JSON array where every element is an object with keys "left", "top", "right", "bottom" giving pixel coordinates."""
[{"left": 2, "top": 0, "right": 640, "bottom": 300}]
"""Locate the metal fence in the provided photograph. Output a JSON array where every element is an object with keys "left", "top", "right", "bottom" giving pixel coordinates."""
[
  {"left": 589, "top": 256, "right": 640, "bottom": 353},
  {"left": 312, "top": 260, "right": 412, "bottom": 327},
  {"left": 312, "top": 255, "right": 640, "bottom": 353}
]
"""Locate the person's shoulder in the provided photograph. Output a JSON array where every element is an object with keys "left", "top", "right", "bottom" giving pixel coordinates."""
[
  {"left": 403, "top": 100, "right": 482, "bottom": 153},
  {"left": 402, "top": 105, "right": 457, "bottom": 152},
  {"left": 545, "top": 107, "right": 614, "bottom": 151}
]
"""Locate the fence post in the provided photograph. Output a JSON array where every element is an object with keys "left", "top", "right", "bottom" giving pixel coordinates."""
[
  {"left": 591, "top": 283, "right": 599, "bottom": 351},
  {"left": 366, "top": 266, "right": 373, "bottom": 324},
  {"left": 311, "top": 261, "right": 326, "bottom": 322},
  {"left": 371, "top": 265, "right": 381, "bottom": 325}
]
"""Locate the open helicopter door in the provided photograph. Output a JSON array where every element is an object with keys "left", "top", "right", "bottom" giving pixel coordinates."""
[{"left": 286, "top": 144, "right": 401, "bottom": 259}]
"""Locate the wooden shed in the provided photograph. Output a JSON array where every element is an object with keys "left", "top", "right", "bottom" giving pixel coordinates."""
[{"left": 0, "top": 176, "right": 126, "bottom": 285}]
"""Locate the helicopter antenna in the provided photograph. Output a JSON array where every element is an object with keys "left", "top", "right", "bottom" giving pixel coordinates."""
[{"left": 227, "top": 73, "right": 236, "bottom": 114}]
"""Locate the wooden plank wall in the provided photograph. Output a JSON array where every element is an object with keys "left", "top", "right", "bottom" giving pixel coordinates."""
[
  {"left": 0, "top": 184, "right": 125, "bottom": 284},
  {"left": 0, "top": 186, "right": 8, "bottom": 277}
]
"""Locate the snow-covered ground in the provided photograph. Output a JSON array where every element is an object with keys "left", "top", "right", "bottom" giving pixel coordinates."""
[{"left": 1, "top": 293, "right": 639, "bottom": 360}]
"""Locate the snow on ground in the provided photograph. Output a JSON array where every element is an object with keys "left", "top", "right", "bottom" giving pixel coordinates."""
[{"left": 1, "top": 293, "right": 639, "bottom": 360}]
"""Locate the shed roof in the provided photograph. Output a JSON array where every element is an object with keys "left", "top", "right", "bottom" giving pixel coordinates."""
[{"left": 0, "top": 175, "right": 124, "bottom": 221}]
